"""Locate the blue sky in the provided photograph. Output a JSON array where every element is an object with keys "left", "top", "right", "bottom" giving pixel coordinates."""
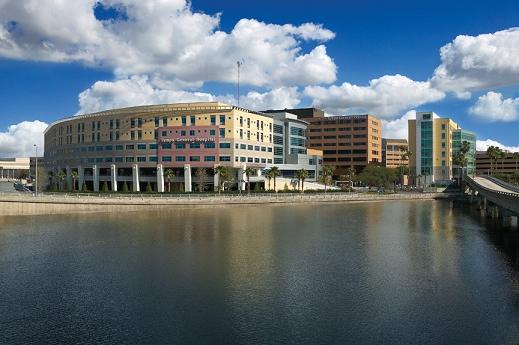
[{"left": 0, "top": 0, "right": 519, "bottom": 156}]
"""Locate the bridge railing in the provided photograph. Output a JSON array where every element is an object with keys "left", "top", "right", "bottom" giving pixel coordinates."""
[
  {"left": 479, "top": 175, "right": 519, "bottom": 194},
  {"left": 465, "top": 175, "right": 519, "bottom": 198}
]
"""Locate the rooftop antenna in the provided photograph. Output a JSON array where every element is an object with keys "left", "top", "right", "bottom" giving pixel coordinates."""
[{"left": 237, "top": 60, "right": 243, "bottom": 107}]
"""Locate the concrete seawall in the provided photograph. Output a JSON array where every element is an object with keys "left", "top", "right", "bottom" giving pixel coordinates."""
[{"left": 0, "top": 193, "right": 459, "bottom": 216}]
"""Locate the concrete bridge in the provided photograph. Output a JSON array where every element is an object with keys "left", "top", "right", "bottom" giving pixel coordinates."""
[{"left": 465, "top": 175, "right": 519, "bottom": 217}]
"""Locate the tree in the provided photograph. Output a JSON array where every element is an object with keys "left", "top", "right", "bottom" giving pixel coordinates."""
[
  {"left": 269, "top": 166, "right": 281, "bottom": 191},
  {"left": 195, "top": 168, "right": 209, "bottom": 192},
  {"left": 81, "top": 182, "right": 89, "bottom": 192},
  {"left": 145, "top": 181, "right": 153, "bottom": 193},
  {"left": 321, "top": 165, "right": 336, "bottom": 192},
  {"left": 57, "top": 170, "right": 66, "bottom": 191},
  {"left": 244, "top": 167, "right": 256, "bottom": 195},
  {"left": 102, "top": 181, "right": 109, "bottom": 192},
  {"left": 295, "top": 169, "right": 309, "bottom": 193},
  {"left": 358, "top": 165, "right": 398, "bottom": 190},
  {"left": 71, "top": 171, "right": 79, "bottom": 192},
  {"left": 122, "top": 181, "right": 129, "bottom": 192},
  {"left": 264, "top": 168, "right": 272, "bottom": 190},
  {"left": 164, "top": 168, "right": 174, "bottom": 193},
  {"left": 345, "top": 166, "right": 355, "bottom": 189},
  {"left": 513, "top": 152, "right": 519, "bottom": 172},
  {"left": 213, "top": 166, "right": 229, "bottom": 194},
  {"left": 453, "top": 140, "right": 471, "bottom": 190},
  {"left": 487, "top": 146, "right": 500, "bottom": 175}
]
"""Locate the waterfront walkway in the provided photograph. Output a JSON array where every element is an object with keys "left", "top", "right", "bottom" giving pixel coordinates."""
[{"left": 0, "top": 192, "right": 455, "bottom": 216}]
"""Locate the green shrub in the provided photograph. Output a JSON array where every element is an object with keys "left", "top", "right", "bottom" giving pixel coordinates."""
[
  {"left": 101, "top": 181, "right": 109, "bottom": 192},
  {"left": 122, "top": 181, "right": 129, "bottom": 192}
]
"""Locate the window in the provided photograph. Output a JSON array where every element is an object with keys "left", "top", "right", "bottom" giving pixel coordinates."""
[
  {"left": 248, "top": 145, "right": 253, "bottom": 150},
  {"left": 126, "top": 144, "right": 135, "bottom": 150},
  {"left": 240, "top": 157, "right": 246, "bottom": 162},
  {"left": 138, "top": 130, "right": 142, "bottom": 140},
  {"left": 181, "top": 130, "right": 186, "bottom": 136},
  {"left": 137, "top": 144, "right": 146, "bottom": 150},
  {"left": 175, "top": 143, "right": 186, "bottom": 149},
  {"left": 109, "top": 119, "right": 114, "bottom": 129},
  {"left": 162, "top": 156, "right": 172, "bottom": 162},
  {"left": 162, "top": 131, "right": 167, "bottom": 136},
  {"left": 161, "top": 143, "right": 172, "bottom": 149},
  {"left": 126, "top": 157, "right": 135, "bottom": 162},
  {"left": 149, "top": 156, "right": 158, "bottom": 162},
  {"left": 220, "top": 115, "right": 225, "bottom": 125},
  {"left": 189, "top": 130, "right": 195, "bottom": 136},
  {"left": 190, "top": 156, "right": 200, "bottom": 162},
  {"left": 190, "top": 116, "right": 196, "bottom": 125},
  {"left": 204, "top": 156, "right": 215, "bottom": 162},
  {"left": 149, "top": 144, "right": 158, "bottom": 150},
  {"left": 162, "top": 117, "right": 168, "bottom": 127},
  {"left": 137, "top": 118, "right": 142, "bottom": 128},
  {"left": 267, "top": 147, "right": 272, "bottom": 152},
  {"left": 240, "top": 144, "right": 246, "bottom": 150},
  {"left": 105, "top": 145, "right": 113, "bottom": 151},
  {"left": 176, "top": 156, "right": 186, "bottom": 162},
  {"left": 254, "top": 146, "right": 260, "bottom": 151},
  {"left": 105, "top": 157, "right": 113, "bottom": 163},
  {"left": 239, "top": 117, "right": 243, "bottom": 126},
  {"left": 131, "top": 118, "right": 135, "bottom": 128},
  {"left": 220, "top": 128, "right": 225, "bottom": 138},
  {"left": 211, "top": 115, "right": 216, "bottom": 125},
  {"left": 137, "top": 156, "right": 146, "bottom": 162},
  {"left": 155, "top": 117, "right": 160, "bottom": 127},
  {"left": 210, "top": 129, "right": 216, "bottom": 136},
  {"left": 96, "top": 146, "right": 103, "bottom": 152},
  {"left": 219, "top": 156, "right": 231, "bottom": 162},
  {"left": 116, "top": 119, "right": 120, "bottom": 129},
  {"left": 115, "top": 157, "right": 123, "bottom": 163},
  {"left": 247, "top": 157, "right": 253, "bottom": 162},
  {"left": 254, "top": 158, "right": 260, "bottom": 163},
  {"left": 96, "top": 157, "right": 103, "bottom": 163},
  {"left": 205, "top": 142, "right": 215, "bottom": 149},
  {"left": 88, "top": 146, "right": 95, "bottom": 152},
  {"left": 181, "top": 116, "right": 187, "bottom": 125},
  {"left": 220, "top": 143, "right": 231, "bottom": 149},
  {"left": 267, "top": 159, "right": 273, "bottom": 164},
  {"left": 131, "top": 131, "right": 135, "bottom": 140},
  {"left": 190, "top": 142, "right": 201, "bottom": 149}
]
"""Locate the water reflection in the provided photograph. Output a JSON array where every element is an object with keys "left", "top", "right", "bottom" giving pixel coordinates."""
[{"left": 1, "top": 201, "right": 519, "bottom": 344}]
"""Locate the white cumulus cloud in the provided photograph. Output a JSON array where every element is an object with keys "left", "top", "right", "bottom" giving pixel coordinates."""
[
  {"left": 0, "top": 1, "right": 336, "bottom": 88},
  {"left": 469, "top": 91, "right": 519, "bottom": 122},
  {"left": 77, "top": 75, "right": 301, "bottom": 114},
  {"left": 476, "top": 139, "right": 519, "bottom": 152},
  {"left": 381, "top": 110, "right": 416, "bottom": 139},
  {"left": 304, "top": 75, "right": 444, "bottom": 117},
  {"left": 0, "top": 120, "right": 48, "bottom": 157},
  {"left": 432, "top": 28, "right": 519, "bottom": 96}
]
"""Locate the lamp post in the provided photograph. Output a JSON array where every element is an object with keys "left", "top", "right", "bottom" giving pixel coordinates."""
[{"left": 34, "top": 144, "right": 38, "bottom": 197}]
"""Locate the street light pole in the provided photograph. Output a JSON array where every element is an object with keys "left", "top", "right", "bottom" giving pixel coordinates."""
[
  {"left": 236, "top": 60, "right": 243, "bottom": 107},
  {"left": 34, "top": 144, "right": 38, "bottom": 197}
]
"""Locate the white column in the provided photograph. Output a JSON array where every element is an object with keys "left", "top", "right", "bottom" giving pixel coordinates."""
[
  {"left": 184, "top": 164, "right": 192, "bottom": 192},
  {"left": 238, "top": 164, "right": 246, "bottom": 191},
  {"left": 132, "top": 164, "right": 140, "bottom": 192},
  {"left": 78, "top": 166, "right": 84, "bottom": 191},
  {"left": 156, "top": 164, "right": 165, "bottom": 193},
  {"left": 213, "top": 164, "right": 219, "bottom": 192},
  {"left": 110, "top": 164, "right": 118, "bottom": 192},
  {"left": 93, "top": 165, "right": 99, "bottom": 192},
  {"left": 66, "top": 166, "right": 72, "bottom": 190}
]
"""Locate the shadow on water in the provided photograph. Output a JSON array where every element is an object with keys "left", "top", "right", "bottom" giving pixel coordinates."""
[{"left": 454, "top": 199, "right": 519, "bottom": 272}]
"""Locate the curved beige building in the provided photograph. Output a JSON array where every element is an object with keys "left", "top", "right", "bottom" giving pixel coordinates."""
[{"left": 44, "top": 102, "right": 274, "bottom": 192}]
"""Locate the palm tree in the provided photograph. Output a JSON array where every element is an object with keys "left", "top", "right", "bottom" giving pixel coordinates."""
[
  {"left": 345, "top": 166, "right": 355, "bottom": 190},
  {"left": 321, "top": 165, "right": 336, "bottom": 192},
  {"left": 269, "top": 166, "right": 281, "bottom": 192},
  {"left": 264, "top": 168, "right": 272, "bottom": 190},
  {"left": 487, "top": 146, "right": 500, "bottom": 175},
  {"left": 244, "top": 167, "right": 256, "bottom": 195},
  {"left": 57, "top": 170, "right": 66, "bottom": 191},
  {"left": 497, "top": 148, "right": 505, "bottom": 173},
  {"left": 295, "top": 169, "right": 309, "bottom": 193},
  {"left": 71, "top": 171, "right": 79, "bottom": 192},
  {"left": 164, "top": 169, "right": 174, "bottom": 193},
  {"left": 513, "top": 152, "right": 519, "bottom": 172},
  {"left": 213, "top": 166, "right": 228, "bottom": 194}
]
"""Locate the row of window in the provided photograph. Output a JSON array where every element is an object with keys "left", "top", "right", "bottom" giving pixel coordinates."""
[
  {"left": 234, "top": 143, "right": 273, "bottom": 152},
  {"left": 310, "top": 118, "right": 368, "bottom": 125},
  {"left": 309, "top": 134, "right": 367, "bottom": 139},
  {"left": 311, "top": 127, "right": 368, "bottom": 132},
  {"left": 80, "top": 143, "right": 159, "bottom": 152}
]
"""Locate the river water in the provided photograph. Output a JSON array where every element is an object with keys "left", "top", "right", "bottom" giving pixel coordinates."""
[{"left": 1, "top": 200, "right": 519, "bottom": 344}]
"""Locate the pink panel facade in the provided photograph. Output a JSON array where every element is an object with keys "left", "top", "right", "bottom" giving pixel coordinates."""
[{"left": 157, "top": 126, "right": 221, "bottom": 168}]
